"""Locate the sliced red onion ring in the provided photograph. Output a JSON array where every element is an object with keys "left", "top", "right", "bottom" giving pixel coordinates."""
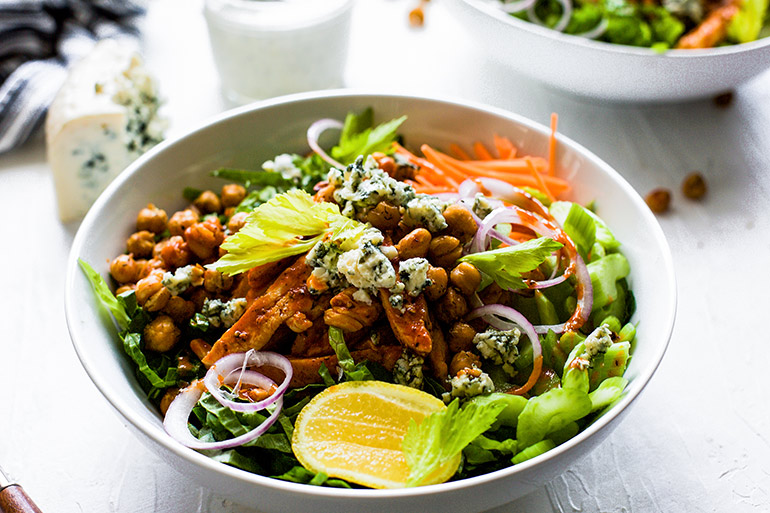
[
  {"left": 501, "top": 0, "right": 538, "bottom": 13},
  {"left": 458, "top": 179, "right": 481, "bottom": 199},
  {"left": 574, "top": 17, "right": 608, "bottom": 39},
  {"left": 163, "top": 371, "right": 283, "bottom": 451},
  {"left": 307, "top": 118, "right": 344, "bottom": 169},
  {"left": 469, "top": 205, "right": 593, "bottom": 332},
  {"left": 467, "top": 304, "right": 542, "bottom": 381},
  {"left": 434, "top": 192, "right": 461, "bottom": 201},
  {"left": 527, "top": 0, "right": 573, "bottom": 33},
  {"left": 474, "top": 177, "right": 550, "bottom": 218},
  {"left": 204, "top": 350, "right": 292, "bottom": 412}
]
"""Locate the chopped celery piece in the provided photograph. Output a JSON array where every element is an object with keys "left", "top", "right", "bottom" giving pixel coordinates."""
[
  {"left": 587, "top": 253, "right": 630, "bottom": 310},
  {"left": 728, "top": 0, "right": 769, "bottom": 43},
  {"left": 535, "top": 290, "right": 559, "bottom": 325},
  {"left": 589, "top": 377, "right": 629, "bottom": 412},
  {"left": 512, "top": 439, "right": 556, "bottom": 464},
  {"left": 516, "top": 388, "right": 592, "bottom": 449},
  {"left": 618, "top": 322, "right": 636, "bottom": 342},
  {"left": 468, "top": 393, "right": 528, "bottom": 429},
  {"left": 588, "top": 342, "right": 631, "bottom": 389},
  {"left": 548, "top": 421, "right": 580, "bottom": 446}
]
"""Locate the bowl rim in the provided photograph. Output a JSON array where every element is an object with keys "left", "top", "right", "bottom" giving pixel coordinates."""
[
  {"left": 65, "top": 89, "right": 677, "bottom": 499},
  {"left": 460, "top": 0, "right": 770, "bottom": 58}
]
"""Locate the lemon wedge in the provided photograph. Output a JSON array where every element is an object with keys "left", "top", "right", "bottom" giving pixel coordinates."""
[{"left": 291, "top": 380, "right": 460, "bottom": 489}]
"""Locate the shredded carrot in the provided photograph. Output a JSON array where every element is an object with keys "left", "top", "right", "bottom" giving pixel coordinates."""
[
  {"left": 394, "top": 142, "right": 460, "bottom": 188},
  {"left": 511, "top": 355, "right": 543, "bottom": 396},
  {"left": 548, "top": 113, "right": 558, "bottom": 177},
  {"left": 473, "top": 141, "right": 493, "bottom": 161},
  {"left": 461, "top": 158, "right": 549, "bottom": 174},
  {"left": 420, "top": 145, "right": 570, "bottom": 194},
  {"left": 449, "top": 143, "right": 471, "bottom": 161},
  {"left": 393, "top": 115, "right": 570, "bottom": 201},
  {"left": 493, "top": 134, "right": 515, "bottom": 159},
  {"left": 526, "top": 156, "right": 555, "bottom": 203}
]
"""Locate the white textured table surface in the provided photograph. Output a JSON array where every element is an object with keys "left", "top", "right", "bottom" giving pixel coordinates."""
[{"left": 1, "top": 1, "right": 769, "bottom": 512}]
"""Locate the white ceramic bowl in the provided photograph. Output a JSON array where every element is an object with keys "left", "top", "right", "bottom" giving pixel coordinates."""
[
  {"left": 65, "top": 91, "right": 676, "bottom": 512},
  {"left": 449, "top": 0, "right": 770, "bottom": 102}
]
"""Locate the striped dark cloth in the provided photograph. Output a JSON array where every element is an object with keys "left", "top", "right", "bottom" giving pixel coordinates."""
[{"left": 0, "top": 0, "right": 144, "bottom": 154}]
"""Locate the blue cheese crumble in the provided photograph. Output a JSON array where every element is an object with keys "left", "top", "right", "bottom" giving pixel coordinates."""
[
  {"left": 393, "top": 350, "right": 424, "bottom": 389},
  {"left": 584, "top": 323, "right": 613, "bottom": 358},
  {"left": 328, "top": 155, "right": 447, "bottom": 232},
  {"left": 307, "top": 226, "right": 398, "bottom": 295},
  {"left": 474, "top": 328, "right": 521, "bottom": 377},
  {"left": 200, "top": 297, "right": 248, "bottom": 329},
  {"left": 262, "top": 153, "right": 302, "bottom": 181},
  {"left": 472, "top": 193, "right": 497, "bottom": 219},
  {"left": 398, "top": 257, "right": 432, "bottom": 297},
  {"left": 403, "top": 196, "right": 448, "bottom": 232},
  {"left": 443, "top": 368, "right": 495, "bottom": 402},
  {"left": 161, "top": 265, "right": 202, "bottom": 296}
]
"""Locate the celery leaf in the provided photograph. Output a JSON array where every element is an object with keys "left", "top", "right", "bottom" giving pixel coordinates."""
[
  {"left": 403, "top": 399, "right": 506, "bottom": 487},
  {"left": 209, "top": 190, "right": 363, "bottom": 275},
  {"left": 459, "top": 237, "right": 563, "bottom": 291}
]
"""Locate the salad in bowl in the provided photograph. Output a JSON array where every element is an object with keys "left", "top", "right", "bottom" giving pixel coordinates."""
[{"left": 66, "top": 92, "right": 675, "bottom": 513}]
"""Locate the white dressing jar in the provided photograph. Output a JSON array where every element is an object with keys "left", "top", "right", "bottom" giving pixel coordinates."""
[{"left": 204, "top": 0, "right": 354, "bottom": 104}]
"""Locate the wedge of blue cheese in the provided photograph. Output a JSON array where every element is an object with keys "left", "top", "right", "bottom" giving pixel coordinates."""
[{"left": 46, "top": 39, "right": 165, "bottom": 222}]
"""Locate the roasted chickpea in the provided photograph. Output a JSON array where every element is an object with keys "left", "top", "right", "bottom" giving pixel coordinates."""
[
  {"left": 136, "top": 203, "right": 167, "bottom": 233},
  {"left": 116, "top": 284, "right": 136, "bottom": 296},
  {"left": 424, "top": 266, "right": 448, "bottom": 301},
  {"left": 447, "top": 322, "right": 476, "bottom": 353},
  {"left": 168, "top": 209, "right": 199, "bottom": 237},
  {"left": 443, "top": 204, "right": 478, "bottom": 244},
  {"left": 143, "top": 314, "right": 180, "bottom": 352},
  {"left": 163, "top": 295, "right": 196, "bottom": 323},
  {"left": 135, "top": 270, "right": 171, "bottom": 312},
  {"left": 227, "top": 211, "right": 248, "bottom": 233},
  {"left": 396, "top": 228, "right": 431, "bottom": 259},
  {"left": 436, "top": 286, "right": 469, "bottom": 324},
  {"left": 450, "top": 262, "right": 482, "bottom": 296},
  {"left": 159, "top": 235, "right": 192, "bottom": 268},
  {"left": 428, "top": 235, "right": 463, "bottom": 269},
  {"left": 645, "top": 188, "right": 670, "bottom": 214},
  {"left": 366, "top": 201, "right": 401, "bottom": 230},
  {"left": 193, "top": 190, "right": 222, "bottom": 214},
  {"left": 682, "top": 172, "right": 707, "bottom": 200},
  {"left": 110, "top": 254, "right": 141, "bottom": 283},
  {"left": 449, "top": 351, "right": 482, "bottom": 377},
  {"left": 221, "top": 184, "right": 247, "bottom": 208},
  {"left": 185, "top": 217, "right": 225, "bottom": 260},
  {"left": 204, "top": 269, "right": 234, "bottom": 293},
  {"left": 140, "top": 258, "right": 166, "bottom": 278},
  {"left": 224, "top": 207, "right": 236, "bottom": 218},
  {"left": 126, "top": 230, "right": 155, "bottom": 258},
  {"left": 188, "top": 288, "right": 211, "bottom": 311},
  {"left": 159, "top": 387, "right": 181, "bottom": 416}
]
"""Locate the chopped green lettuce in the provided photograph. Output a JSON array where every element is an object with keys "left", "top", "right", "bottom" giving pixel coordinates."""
[
  {"left": 328, "top": 326, "right": 374, "bottom": 382},
  {"left": 79, "top": 259, "right": 130, "bottom": 329}
]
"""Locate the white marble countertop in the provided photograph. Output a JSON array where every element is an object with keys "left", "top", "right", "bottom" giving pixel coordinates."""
[{"left": 1, "top": 1, "right": 769, "bottom": 511}]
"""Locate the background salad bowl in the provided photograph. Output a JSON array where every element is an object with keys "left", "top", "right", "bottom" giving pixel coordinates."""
[
  {"left": 65, "top": 91, "right": 676, "bottom": 513},
  {"left": 449, "top": 0, "right": 770, "bottom": 102}
]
